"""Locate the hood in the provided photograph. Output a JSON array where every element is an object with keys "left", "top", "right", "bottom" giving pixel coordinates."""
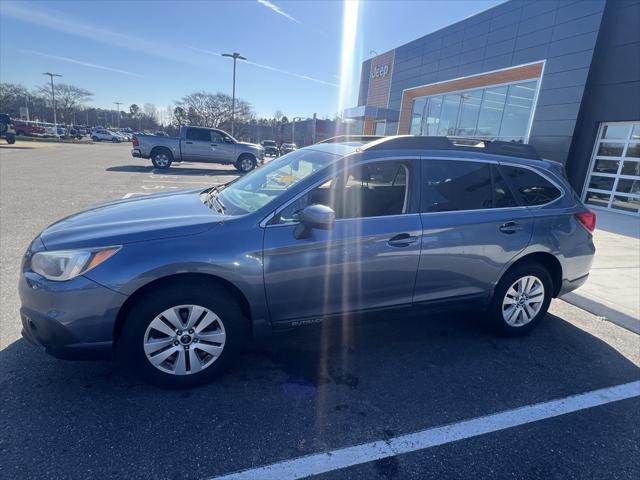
[
  {"left": 238, "top": 141, "right": 262, "bottom": 149},
  {"left": 40, "top": 189, "right": 222, "bottom": 250}
]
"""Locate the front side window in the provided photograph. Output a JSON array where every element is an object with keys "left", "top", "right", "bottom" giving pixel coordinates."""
[
  {"left": 216, "top": 149, "right": 338, "bottom": 215},
  {"left": 421, "top": 160, "right": 518, "bottom": 212},
  {"left": 277, "top": 160, "right": 411, "bottom": 223},
  {"left": 499, "top": 165, "right": 561, "bottom": 206}
]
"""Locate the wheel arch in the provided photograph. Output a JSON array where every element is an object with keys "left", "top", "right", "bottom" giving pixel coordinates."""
[
  {"left": 501, "top": 252, "right": 563, "bottom": 298},
  {"left": 150, "top": 146, "right": 174, "bottom": 160},
  {"left": 113, "top": 272, "right": 252, "bottom": 346}
]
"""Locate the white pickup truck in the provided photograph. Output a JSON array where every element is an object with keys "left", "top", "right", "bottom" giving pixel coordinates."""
[{"left": 131, "top": 126, "right": 264, "bottom": 172}]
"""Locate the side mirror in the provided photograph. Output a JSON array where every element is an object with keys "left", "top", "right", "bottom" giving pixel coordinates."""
[{"left": 293, "top": 204, "right": 335, "bottom": 239}]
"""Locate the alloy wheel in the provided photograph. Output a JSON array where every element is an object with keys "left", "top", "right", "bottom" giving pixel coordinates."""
[
  {"left": 239, "top": 157, "right": 254, "bottom": 172},
  {"left": 143, "top": 304, "right": 226, "bottom": 375},
  {"left": 501, "top": 275, "right": 545, "bottom": 327},
  {"left": 154, "top": 153, "right": 169, "bottom": 167}
]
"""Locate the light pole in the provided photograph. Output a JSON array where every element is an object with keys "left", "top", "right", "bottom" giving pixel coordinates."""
[
  {"left": 222, "top": 52, "right": 246, "bottom": 137},
  {"left": 43, "top": 72, "right": 62, "bottom": 126},
  {"left": 113, "top": 102, "right": 122, "bottom": 128}
]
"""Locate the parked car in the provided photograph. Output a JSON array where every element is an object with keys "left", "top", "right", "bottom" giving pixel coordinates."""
[
  {"left": 1, "top": 113, "right": 16, "bottom": 144},
  {"left": 155, "top": 131, "right": 169, "bottom": 137},
  {"left": 13, "top": 120, "right": 45, "bottom": 137},
  {"left": 116, "top": 131, "right": 131, "bottom": 142},
  {"left": 132, "top": 126, "right": 264, "bottom": 172},
  {"left": 19, "top": 136, "right": 596, "bottom": 388},
  {"left": 280, "top": 142, "right": 297, "bottom": 155},
  {"left": 261, "top": 140, "right": 279, "bottom": 157},
  {"left": 91, "top": 128, "right": 122, "bottom": 142}
]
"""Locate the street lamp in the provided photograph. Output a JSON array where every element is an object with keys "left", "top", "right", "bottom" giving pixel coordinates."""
[
  {"left": 114, "top": 102, "right": 122, "bottom": 128},
  {"left": 222, "top": 52, "right": 246, "bottom": 137},
  {"left": 43, "top": 72, "right": 62, "bottom": 127}
]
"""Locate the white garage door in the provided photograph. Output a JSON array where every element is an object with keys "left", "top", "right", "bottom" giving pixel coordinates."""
[{"left": 583, "top": 122, "right": 640, "bottom": 216}]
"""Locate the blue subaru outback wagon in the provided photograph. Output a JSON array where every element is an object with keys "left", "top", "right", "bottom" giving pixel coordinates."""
[{"left": 20, "top": 136, "right": 596, "bottom": 388}]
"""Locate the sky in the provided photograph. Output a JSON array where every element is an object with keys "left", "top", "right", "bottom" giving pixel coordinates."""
[{"left": 0, "top": 0, "right": 503, "bottom": 120}]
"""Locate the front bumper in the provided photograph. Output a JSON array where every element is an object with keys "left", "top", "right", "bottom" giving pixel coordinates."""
[{"left": 19, "top": 271, "right": 127, "bottom": 360}]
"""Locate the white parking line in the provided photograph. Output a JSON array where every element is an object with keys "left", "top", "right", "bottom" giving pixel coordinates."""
[{"left": 210, "top": 381, "right": 640, "bottom": 480}]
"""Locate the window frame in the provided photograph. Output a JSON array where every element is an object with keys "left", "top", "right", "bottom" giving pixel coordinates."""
[
  {"left": 418, "top": 157, "right": 564, "bottom": 215},
  {"left": 497, "top": 162, "right": 565, "bottom": 208},
  {"left": 262, "top": 156, "right": 422, "bottom": 228}
]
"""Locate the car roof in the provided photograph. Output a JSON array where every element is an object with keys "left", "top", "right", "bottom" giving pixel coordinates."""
[{"left": 308, "top": 135, "right": 553, "bottom": 169}]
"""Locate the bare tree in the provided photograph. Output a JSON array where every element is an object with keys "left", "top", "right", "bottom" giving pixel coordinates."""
[
  {"left": 0, "top": 83, "right": 29, "bottom": 117},
  {"left": 176, "top": 91, "right": 253, "bottom": 129},
  {"left": 38, "top": 83, "right": 93, "bottom": 124}
]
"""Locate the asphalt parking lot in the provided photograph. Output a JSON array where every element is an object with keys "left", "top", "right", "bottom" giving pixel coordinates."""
[{"left": 1, "top": 142, "right": 639, "bottom": 480}]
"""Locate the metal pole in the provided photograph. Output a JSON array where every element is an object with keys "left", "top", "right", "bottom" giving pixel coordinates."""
[
  {"left": 114, "top": 102, "right": 122, "bottom": 128},
  {"left": 222, "top": 52, "right": 246, "bottom": 137},
  {"left": 24, "top": 95, "right": 30, "bottom": 121},
  {"left": 43, "top": 72, "right": 62, "bottom": 127}
]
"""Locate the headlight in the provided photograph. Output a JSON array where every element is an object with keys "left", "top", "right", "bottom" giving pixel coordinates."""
[{"left": 31, "top": 246, "right": 120, "bottom": 281}]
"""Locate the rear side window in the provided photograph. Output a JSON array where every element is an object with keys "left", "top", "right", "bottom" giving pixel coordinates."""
[
  {"left": 421, "top": 160, "right": 518, "bottom": 212},
  {"left": 499, "top": 165, "right": 562, "bottom": 206},
  {"left": 186, "top": 128, "right": 211, "bottom": 142}
]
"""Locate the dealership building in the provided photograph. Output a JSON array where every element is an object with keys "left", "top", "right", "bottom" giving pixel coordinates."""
[{"left": 345, "top": 0, "right": 640, "bottom": 216}]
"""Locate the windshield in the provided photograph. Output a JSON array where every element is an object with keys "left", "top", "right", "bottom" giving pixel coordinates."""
[{"left": 216, "top": 148, "right": 339, "bottom": 215}]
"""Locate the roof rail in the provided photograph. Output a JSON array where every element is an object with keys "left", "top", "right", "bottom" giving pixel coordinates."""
[
  {"left": 361, "top": 135, "right": 542, "bottom": 160},
  {"left": 318, "top": 135, "right": 384, "bottom": 144}
]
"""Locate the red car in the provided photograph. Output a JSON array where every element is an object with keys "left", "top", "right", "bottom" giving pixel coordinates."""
[{"left": 13, "top": 120, "right": 45, "bottom": 136}]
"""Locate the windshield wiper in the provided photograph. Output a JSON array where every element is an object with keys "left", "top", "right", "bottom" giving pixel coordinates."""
[{"left": 204, "top": 185, "right": 226, "bottom": 213}]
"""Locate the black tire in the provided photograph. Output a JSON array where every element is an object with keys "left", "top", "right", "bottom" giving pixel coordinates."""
[
  {"left": 234, "top": 154, "right": 257, "bottom": 173},
  {"left": 112, "top": 137, "right": 119, "bottom": 143},
  {"left": 91, "top": 136, "right": 99, "bottom": 142},
  {"left": 6, "top": 134, "right": 16, "bottom": 145},
  {"left": 118, "top": 281, "right": 246, "bottom": 388},
  {"left": 486, "top": 262, "right": 553, "bottom": 336},
  {"left": 151, "top": 149, "right": 173, "bottom": 169}
]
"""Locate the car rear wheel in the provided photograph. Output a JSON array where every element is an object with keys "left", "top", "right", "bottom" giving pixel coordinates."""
[
  {"left": 91, "top": 136, "right": 99, "bottom": 142},
  {"left": 487, "top": 262, "right": 552, "bottom": 336},
  {"left": 152, "top": 150, "right": 173, "bottom": 169},
  {"left": 6, "top": 134, "right": 16, "bottom": 144},
  {"left": 118, "top": 282, "right": 245, "bottom": 388},
  {"left": 235, "top": 154, "right": 256, "bottom": 173}
]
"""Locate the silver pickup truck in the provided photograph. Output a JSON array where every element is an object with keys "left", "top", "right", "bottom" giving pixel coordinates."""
[{"left": 132, "top": 126, "right": 264, "bottom": 172}]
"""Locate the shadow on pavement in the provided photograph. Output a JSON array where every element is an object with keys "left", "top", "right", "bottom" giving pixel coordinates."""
[
  {"left": 1, "top": 309, "right": 638, "bottom": 479},
  {"left": 106, "top": 165, "right": 242, "bottom": 177}
]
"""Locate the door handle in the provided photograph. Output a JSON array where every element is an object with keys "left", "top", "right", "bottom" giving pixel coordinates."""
[
  {"left": 499, "top": 221, "right": 523, "bottom": 234},
  {"left": 185, "top": 141, "right": 193, "bottom": 144},
  {"left": 387, "top": 233, "right": 418, "bottom": 247}
]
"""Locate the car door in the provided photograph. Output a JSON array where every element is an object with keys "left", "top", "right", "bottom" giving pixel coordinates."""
[
  {"left": 413, "top": 158, "right": 534, "bottom": 304},
  {"left": 263, "top": 158, "right": 423, "bottom": 324},
  {"left": 181, "top": 127, "right": 213, "bottom": 161},
  {"left": 209, "top": 130, "right": 236, "bottom": 163}
]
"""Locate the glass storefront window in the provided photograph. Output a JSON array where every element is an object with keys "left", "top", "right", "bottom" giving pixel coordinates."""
[
  {"left": 424, "top": 96, "right": 443, "bottom": 135},
  {"left": 476, "top": 85, "right": 508, "bottom": 138},
  {"left": 437, "top": 94, "right": 462, "bottom": 136},
  {"left": 408, "top": 80, "right": 537, "bottom": 142},
  {"left": 584, "top": 122, "right": 640, "bottom": 215},
  {"left": 410, "top": 98, "right": 427, "bottom": 135},
  {"left": 498, "top": 81, "right": 536, "bottom": 142},
  {"left": 456, "top": 91, "right": 482, "bottom": 136}
]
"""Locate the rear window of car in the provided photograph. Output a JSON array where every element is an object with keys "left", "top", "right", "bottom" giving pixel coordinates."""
[
  {"left": 499, "top": 165, "right": 562, "bottom": 206},
  {"left": 421, "top": 160, "right": 518, "bottom": 212}
]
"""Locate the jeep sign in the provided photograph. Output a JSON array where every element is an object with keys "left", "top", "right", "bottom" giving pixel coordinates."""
[{"left": 371, "top": 64, "right": 389, "bottom": 79}]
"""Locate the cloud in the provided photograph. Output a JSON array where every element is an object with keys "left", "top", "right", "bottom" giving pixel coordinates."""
[
  {"left": 189, "top": 47, "right": 338, "bottom": 88},
  {"left": 19, "top": 49, "right": 144, "bottom": 77},
  {"left": 256, "top": 0, "right": 300, "bottom": 24},
  {"left": 1, "top": 2, "right": 203, "bottom": 67}
]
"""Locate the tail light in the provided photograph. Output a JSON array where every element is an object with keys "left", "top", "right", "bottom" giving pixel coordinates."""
[
  {"left": 575, "top": 210, "right": 596, "bottom": 233},
  {"left": 132, "top": 134, "right": 139, "bottom": 147}
]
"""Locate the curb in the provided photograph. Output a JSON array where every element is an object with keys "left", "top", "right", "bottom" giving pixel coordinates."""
[{"left": 561, "top": 292, "right": 640, "bottom": 334}]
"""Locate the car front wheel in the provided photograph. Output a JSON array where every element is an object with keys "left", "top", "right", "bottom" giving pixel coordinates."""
[
  {"left": 119, "top": 282, "right": 245, "bottom": 388},
  {"left": 235, "top": 154, "right": 256, "bottom": 173},
  {"left": 487, "top": 262, "right": 552, "bottom": 336}
]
